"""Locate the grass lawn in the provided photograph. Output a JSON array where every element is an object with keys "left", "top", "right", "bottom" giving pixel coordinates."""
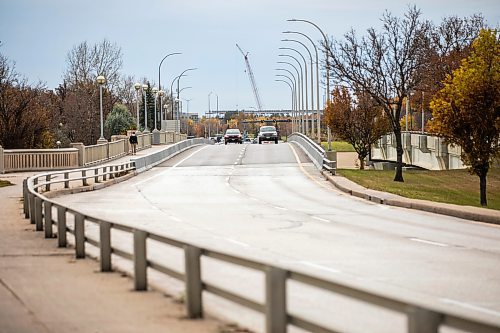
[
  {"left": 321, "top": 141, "right": 356, "bottom": 152},
  {"left": 336, "top": 167, "right": 500, "bottom": 210},
  {"left": 0, "top": 179, "right": 13, "bottom": 187}
]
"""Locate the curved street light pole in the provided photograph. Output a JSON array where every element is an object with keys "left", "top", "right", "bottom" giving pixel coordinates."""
[
  {"left": 275, "top": 79, "right": 294, "bottom": 135},
  {"left": 278, "top": 55, "right": 304, "bottom": 133},
  {"left": 277, "top": 63, "right": 301, "bottom": 132},
  {"left": 178, "top": 86, "right": 192, "bottom": 133},
  {"left": 176, "top": 68, "right": 197, "bottom": 132},
  {"left": 282, "top": 38, "right": 316, "bottom": 139},
  {"left": 284, "top": 31, "right": 321, "bottom": 143},
  {"left": 280, "top": 47, "right": 309, "bottom": 136},
  {"left": 275, "top": 70, "right": 297, "bottom": 131},
  {"left": 288, "top": 18, "right": 331, "bottom": 149},
  {"left": 158, "top": 52, "right": 181, "bottom": 92},
  {"left": 208, "top": 91, "right": 214, "bottom": 138}
]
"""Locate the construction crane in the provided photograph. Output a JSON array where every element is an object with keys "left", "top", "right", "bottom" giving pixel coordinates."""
[{"left": 236, "top": 43, "right": 263, "bottom": 112}]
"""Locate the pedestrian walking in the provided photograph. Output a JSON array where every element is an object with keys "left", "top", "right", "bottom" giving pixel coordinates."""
[{"left": 129, "top": 132, "right": 138, "bottom": 155}]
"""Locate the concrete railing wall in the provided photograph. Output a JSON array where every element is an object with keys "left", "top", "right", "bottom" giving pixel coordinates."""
[
  {"left": 0, "top": 131, "right": 190, "bottom": 173},
  {"left": 372, "top": 132, "right": 465, "bottom": 170},
  {"left": 288, "top": 133, "right": 337, "bottom": 174},
  {"left": 22, "top": 148, "right": 500, "bottom": 333},
  {"left": 0, "top": 146, "right": 79, "bottom": 173}
]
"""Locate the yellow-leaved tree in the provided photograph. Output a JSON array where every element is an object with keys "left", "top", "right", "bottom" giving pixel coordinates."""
[{"left": 430, "top": 29, "right": 500, "bottom": 206}]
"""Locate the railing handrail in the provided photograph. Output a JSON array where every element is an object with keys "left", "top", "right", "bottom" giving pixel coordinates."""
[{"left": 21, "top": 143, "right": 500, "bottom": 333}]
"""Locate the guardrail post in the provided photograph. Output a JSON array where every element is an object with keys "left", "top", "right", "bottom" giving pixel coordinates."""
[
  {"left": 64, "top": 172, "right": 69, "bottom": 188},
  {"left": 184, "top": 245, "right": 202, "bottom": 318},
  {"left": 100, "top": 222, "right": 112, "bottom": 272},
  {"left": 109, "top": 166, "right": 115, "bottom": 180},
  {"left": 75, "top": 213, "right": 85, "bottom": 259},
  {"left": 45, "top": 175, "right": 51, "bottom": 192},
  {"left": 23, "top": 179, "right": 29, "bottom": 218},
  {"left": 265, "top": 266, "right": 287, "bottom": 333},
  {"left": 35, "top": 197, "right": 43, "bottom": 231},
  {"left": 102, "top": 166, "right": 107, "bottom": 181},
  {"left": 57, "top": 206, "right": 67, "bottom": 247},
  {"left": 29, "top": 192, "right": 35, "bottom": 224},
  {"left": 44, "top": 201, "right": 53, "bottom": 238},
  {"left": 133, "top": 229, "right": 147, "bottom": 291},
  {"left": 82, "top": 170, "right": 88, "bottom": 186},
  {"left": 407, "top": 307, "right": 441, "bottom": 333},
  {"left": 94, "top": 168, "right": 99, "bottom": 183}
]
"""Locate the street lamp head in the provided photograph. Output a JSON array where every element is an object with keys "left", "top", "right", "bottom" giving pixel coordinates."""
[
  {"left": 134, "top": 83, "right": 141, "bottom": 91},
  {"left": 142, "top": 84, "right": 148, "bottom": 90},
  {"left": 158, "top": 90, "right": 165, "bottom": 97},
  {"left": 96, "top": 75, "right": 106, "bottom": 85},
  {"left": 153, "top": 87, "right": 158, "bottom": 94}
]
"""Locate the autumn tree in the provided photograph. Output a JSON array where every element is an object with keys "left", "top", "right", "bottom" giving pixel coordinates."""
[
  {"left": 59, "top": 39, "right": 123, "bottom": 144},
  {"left": 0, "top": 53, "right": 52, "bottom": 148},
  {"left": 325, "top": 87, "right": 390, "bottom": 169},
  {"left": 430, "top": 29, "right": 500, "bottom": 206},
  {"left": 327, "top": 6, "right": 432, "bottom": 181}
]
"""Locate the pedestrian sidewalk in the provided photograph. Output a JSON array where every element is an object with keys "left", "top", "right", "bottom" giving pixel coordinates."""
[{"left": 0, "top": 146, "right": 226, "bottom": 333}]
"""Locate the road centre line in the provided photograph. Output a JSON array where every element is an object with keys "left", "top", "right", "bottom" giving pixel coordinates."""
[
  {"left": 440, "top": 298, "right": 500, "bottom": 318},
  {"left": 274, "top": 206, "right": 288, "bottom": 211},
  {"left": 312, "top": 216, "right": 330, "bottom": 223},
  {"left": 409, "top": 238, "right": 448, "bottom": 247},
  {"left": 133, "top": 145, "right": 209, "bottom": 187}
]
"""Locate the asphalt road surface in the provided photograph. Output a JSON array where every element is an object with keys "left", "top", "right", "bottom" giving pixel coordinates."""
[{"left": 54, "top": 142, "right": 500, "bottom": 333}]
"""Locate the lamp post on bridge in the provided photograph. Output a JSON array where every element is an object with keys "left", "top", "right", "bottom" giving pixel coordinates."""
[
  {"left": 134, "top": 83, "right": 142, "bottom": 133},
  {"left": 96, "top": 75, "right": 107, "bottom": 143}
]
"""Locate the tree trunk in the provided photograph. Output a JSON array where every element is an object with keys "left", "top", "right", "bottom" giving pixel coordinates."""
[
  {"left": 359, "top": 157, "right": 365, "bottom": 170},
  {"left": 479, "top": 172, "right": 487, "bottom": 206},
  {"left": 393, "top": 129, "right": 404, "bottom": 182}
]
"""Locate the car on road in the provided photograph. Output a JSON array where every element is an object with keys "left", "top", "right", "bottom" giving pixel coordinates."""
[
  {"left": 258, "top": 125, "right": 279, "bottom": 144},
  {"left": 224, "top": 128, "right": 243, "bottom": 144}
]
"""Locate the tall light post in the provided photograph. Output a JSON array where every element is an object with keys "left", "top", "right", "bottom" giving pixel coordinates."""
[
  {"left": 142, "top": 84, "right": 149, "bottom": 133},
  {"left": 275, "top": 74, "right": 296, "bottom": 131},
  {"left": 134, "top": 83, "right": 142, "bottom": 133},
  {"left": 158, "top": 52, "right": 181, "bottom": 92},
  {"left": 282, "top": 38, "right": 316, "bottom": 139},
  {"left": 288, "top": 18, "right": 331, "bottom": 149},
  {"left": 275, "top": 79, "right": 294, "bottom": 136},
  {"left": 278, "top": 56, "right": 304, "bottom": 133},
  {"left": 284, "top": 31, "right": 321, "bottom": 142},
  {"left": 96, "top": 75, "right": 106, "bottom": 143},
  {"left": 171, "top": 68, "right": 197, "bottom": 131},
  {"left": 208, "top": 91, "right": 213, "bottom": 138},
  {"left": 280, "top": 47, "right": 309, "bottom": 136},
  {"left": 275, "top": 69, "right": 298, "bottom": 131},
  {"left": 158, "top": 90, "right": 165, "bottom": 130},
  {"left": 178, "top": 86, "right": 192, "bottom": 133},
  {"left": 152, "top": 87, "right": 158, "bottom": 132},
  {"left": 277, "top": 63, "right": 300, "bottom": 132}
]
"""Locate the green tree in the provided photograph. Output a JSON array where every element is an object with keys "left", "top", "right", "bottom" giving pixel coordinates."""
[
  {"left": 430, "top": 29, "right": 500, "bottom": 206},
  {"left": 104, "top": 103, "right": 135, "bottom": 136},
  {"left": 325, "top": 87, "right": 390, "bottom": 169}
]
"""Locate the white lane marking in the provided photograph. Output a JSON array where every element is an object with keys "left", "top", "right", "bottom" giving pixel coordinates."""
[
  {"left": 169, "top": 216, "right": 182, "bottom": 222},
  {"left": 312, "top": 216, "right": 330, "bottom": 223},
  {"left": 232, "top": 189, "right": 240, "bottom": 194},
  {"left": 234, "top": 162, "right": 238, "bottom": 165},
  {"left": 274, "top": 206, "right": 288, "bottom": 211},
  {"left": 226, "top": 239, "right": 250, "bottom": 247},
  {"left": 301, "top": 261, "right": 341, "bottom": 274},
  {"left": 409, "top": 238, "right": 448, "bottom": 247},
  {"left": 440, "top": 298, "right": 500, "bottom": 318},
  {"left": 288, "top": 144, "right": 332, "bottom": 190},
  {"left": 250, "top": 197, "right": 259, "bottom": 201},
  {"left": 133, "top": 145, "right": 209, "bottom": 187}
]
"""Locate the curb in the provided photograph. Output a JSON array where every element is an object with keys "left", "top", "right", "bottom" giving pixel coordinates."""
[{"left": 321, "top": 171, "right": 500, "bottom": 225}]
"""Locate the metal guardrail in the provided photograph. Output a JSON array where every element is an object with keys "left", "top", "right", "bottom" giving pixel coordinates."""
[
  {"left": 20, "top": 142, "right": 500, "bottom": 333},
  {"left": 288, "top": 133, "right": 336, "bottom": 175}
]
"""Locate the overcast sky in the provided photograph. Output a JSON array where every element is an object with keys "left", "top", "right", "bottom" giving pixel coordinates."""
[{"left": 1, "top": 0, "right": 499, "bottom": 115}]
